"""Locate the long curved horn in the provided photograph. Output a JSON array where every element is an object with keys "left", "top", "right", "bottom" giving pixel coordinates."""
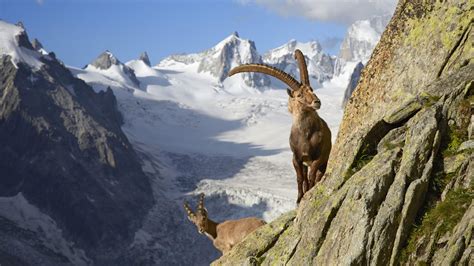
[
  {"left": 198, "top": 193, "right": 205, "bottom": 215},
  {"left": 184, "top": 201, "right": 195, "bottom": 218},
  {"left": 294, "top": 49, "right": 310, "bottom": 86},
  {"left": 228, "top": 63, "right": 301, "bottom": 91}
]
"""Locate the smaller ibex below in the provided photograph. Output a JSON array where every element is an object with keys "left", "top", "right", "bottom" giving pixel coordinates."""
[{"left": 184, "top": 194, "right": 266, "bottom": 255}]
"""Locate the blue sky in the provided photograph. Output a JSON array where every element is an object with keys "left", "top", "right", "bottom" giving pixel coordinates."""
[{"left": 0, "top": 0, "right": 394, "bottom": 67}]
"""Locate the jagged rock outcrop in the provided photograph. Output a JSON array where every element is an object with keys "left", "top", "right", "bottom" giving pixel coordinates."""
[
  {"left": 342, "top": 61, "right": 364, "bottom": 107},
  {"left": 213, "top": 0, "right": 473, "bottom": 265},
  {"left": 0, "top": 22, "right": 154, "bottom": 264},
  {"left": 139, "top": 51, "right": 151, "bottom": 66}
]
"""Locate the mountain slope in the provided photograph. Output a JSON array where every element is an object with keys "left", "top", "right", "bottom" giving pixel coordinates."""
[
  {"left": 214, "top": 0, "right": 473, "bottom": 264},
  {"left": 0, "top": 21, "right": 154, "bottom": 264}
]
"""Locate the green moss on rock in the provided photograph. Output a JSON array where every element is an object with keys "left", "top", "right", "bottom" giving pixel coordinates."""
[{"left": 400, "top": 187, "right": 473, "bottom": 263}]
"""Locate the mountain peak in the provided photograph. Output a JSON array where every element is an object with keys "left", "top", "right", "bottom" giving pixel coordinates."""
[
  {"left": 139, "top": 51, "right": 151, "bottom": 66},
  {"left": 15, "top": 21, "right": 25, "bottom": 29},
  {"left": 0, "top": 20, "right": 43, "bottom": 69},
  {"left": 232, "top": 31, "right": 240, "bottom": 38},
  {"left": 196, "top": 33, "right": 269, "bottom": 87},
  {"left": 90, "top": 50, "right": 121, "bottom": 70}
]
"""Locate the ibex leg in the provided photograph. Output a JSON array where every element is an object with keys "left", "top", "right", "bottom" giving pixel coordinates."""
[
  {"left": 315, "top": 163, "right": 327, "bottom": 183},
  {"left": 293, "top": 156, "right": 305, "bottom": 204},
  {"left": 308, "top": 159, "right": 322, "bottom": 189},
  {"left": 302, "top": 164, "right": 308, "bottom": 193}
]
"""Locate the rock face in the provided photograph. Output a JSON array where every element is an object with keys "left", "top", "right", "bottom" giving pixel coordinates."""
[
  {"left": 213, "top": 0, "right": 473, "bottom": 265},
  {"left": 0, "top": 22, "right": 154, "bottom": 264},
  {"left": 342, "top": 61, "right": 364, "bottom": 107}
]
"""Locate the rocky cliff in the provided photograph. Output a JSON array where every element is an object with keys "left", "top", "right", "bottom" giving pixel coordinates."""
[
  {"left": 213, "top": 0, "right": 473, "bottom": 265},
  {"left": 0, "top": 21, "right": 154, "bottom": 264}
]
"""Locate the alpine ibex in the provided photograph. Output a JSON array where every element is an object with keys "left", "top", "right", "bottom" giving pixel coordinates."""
[
  {"left": 228, "top": 49, "right": 332, "bottom": 204},
  {"left": 184, "top": 194, "right": 266, "bottom": 254}
]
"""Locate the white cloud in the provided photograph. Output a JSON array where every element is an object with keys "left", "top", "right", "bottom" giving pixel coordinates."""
[
  {"left": 36, "top": 0, "right": 44, "bottom": 5},
  {"left": 238, "top": 0, "right": 397, "bottom": 24}
]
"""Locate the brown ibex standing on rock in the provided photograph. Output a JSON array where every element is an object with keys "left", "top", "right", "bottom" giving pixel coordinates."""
[
  {"left": 184, "top": 194, "right": 266, "bottom": 254},
  {"left": 228, "top": 49, "right": 332, "bottom": 204}
]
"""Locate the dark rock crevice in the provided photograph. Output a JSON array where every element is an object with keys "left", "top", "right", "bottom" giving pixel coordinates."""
[{"left": 437, "top": 20, "right": 472, "bottom": 78}]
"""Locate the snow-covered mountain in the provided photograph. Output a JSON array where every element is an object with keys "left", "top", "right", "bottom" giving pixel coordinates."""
[
  {"left": 158, "top": 31, "right": 270, "bottom": 90},
  {"left": 338, "top": 14, "right": 391, "bottom": 63},
  {"left": 84, "top": 50, "right": 141, "bottom": 88},
  {"left": 263, "top": 39, "right": 335, "bottom": 87}
]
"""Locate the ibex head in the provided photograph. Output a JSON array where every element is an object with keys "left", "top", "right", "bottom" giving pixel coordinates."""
[
  {"left": 228, "top": 49, "right": 321, "bottom": 114},
  {"left": 184, "top": 193, "right": 208, "bottom": 234}
]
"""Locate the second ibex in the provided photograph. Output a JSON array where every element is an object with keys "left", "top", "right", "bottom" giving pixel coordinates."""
[{"left": 228, "top": 49, "right": 332, "bottom": 204}]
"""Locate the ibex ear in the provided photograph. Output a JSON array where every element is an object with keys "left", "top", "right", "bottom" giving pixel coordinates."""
[{"left": 287, "top": 88, "right": 293, "bottom": 98}]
